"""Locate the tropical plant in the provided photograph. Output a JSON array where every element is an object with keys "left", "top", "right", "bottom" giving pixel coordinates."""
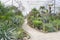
[
  {"left": 43, "top": 23, "right": 57, "bottom": 32},
  {"left": 0, "top": 2, "right": 25, "bottom": 40},
  {"left": 33, "top": 19, "right": 43, "bottom": 29},
  {"left": 27, "top": 5, "right": 60, "bottom": 32}
]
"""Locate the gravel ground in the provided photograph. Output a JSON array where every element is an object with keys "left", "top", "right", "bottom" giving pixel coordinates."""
[{"left": 22, "top": 19, "right": 60, "bottom": 40}]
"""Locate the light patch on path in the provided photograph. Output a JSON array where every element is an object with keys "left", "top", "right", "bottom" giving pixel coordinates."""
[{"left": 22, "top": 19, "right": 60, "bottom": 40}]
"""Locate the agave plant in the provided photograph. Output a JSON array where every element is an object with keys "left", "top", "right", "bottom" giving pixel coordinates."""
[{"left": 0, "top": 22, "right": 13, "bottom": 40}]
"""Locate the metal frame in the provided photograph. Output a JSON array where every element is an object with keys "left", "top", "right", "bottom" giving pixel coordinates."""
[{"left": 0, "top": 0, "right": 58, "bottom": 13}]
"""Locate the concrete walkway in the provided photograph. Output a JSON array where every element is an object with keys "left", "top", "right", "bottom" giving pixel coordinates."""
[{"left": 22, "top": 19, "right": 60, "bottom": 40}]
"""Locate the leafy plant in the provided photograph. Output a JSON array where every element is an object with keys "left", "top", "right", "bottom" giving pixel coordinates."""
[
  {"left": 0, "top": 2, "right": 25, "bottom": 40},
  {"left": 27, "top": 6, "right": 60, "bottom": 32},
  {"left": 33, "top": 20, "right": 42, "bottom": 29},
  {"left": 44, "top": 23, "right": 57, "bottom": 32}
]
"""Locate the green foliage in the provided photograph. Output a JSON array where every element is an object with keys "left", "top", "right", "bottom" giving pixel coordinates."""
[
  {"left": 44, "top": 23, "right": 57, "bottom": 32},
  {"left": 33, "top": 20, "right": 42, "bottom": 25},
  {"left": 33, "top": 20, "right": 43, "bottom": 29},
  {"left": 12, "top": 28, "right": 27, "bottom": 40},
  {"left": 53, "top": 19, "right": 60, "bottom": 25},
  {"left": 0, "top": 2, "right": 25, "bottom": 40},
  {"left": 27, "top": 6, "right": 60, "bottom": 32},
  {"left": 31, "top": 8, "right": 40, "bottom": 17}
]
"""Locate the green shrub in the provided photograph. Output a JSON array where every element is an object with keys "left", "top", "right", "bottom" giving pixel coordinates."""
[
  {"left": 33, "top": 20, "right": 42, "bottom": 25},
  {"left": 44, "top": 23, "right": 57, "bottom": 32},
  {"left": 33, "top": 20, "right": 43, "bottom": 29}
]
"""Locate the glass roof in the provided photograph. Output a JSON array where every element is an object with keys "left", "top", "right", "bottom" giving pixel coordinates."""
[{"left": 0, "top": 0, "right": 60, "bottom": 16}]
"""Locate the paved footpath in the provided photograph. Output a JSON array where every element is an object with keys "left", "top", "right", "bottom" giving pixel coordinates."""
[{"left": 22, "top": 19, "right": 60, "bottom": 40}]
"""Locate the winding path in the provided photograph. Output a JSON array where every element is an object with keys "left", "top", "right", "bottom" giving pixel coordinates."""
[{"left": 22, "top": 19, "right": 60, "bottom": 40}]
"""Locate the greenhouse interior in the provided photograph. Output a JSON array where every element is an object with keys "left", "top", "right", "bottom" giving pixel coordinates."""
[{"left": 0, "top": 0, "right": 60, "bottom": 40}]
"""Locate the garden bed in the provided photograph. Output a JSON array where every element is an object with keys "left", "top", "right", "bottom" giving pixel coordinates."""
[
  {"left": 0, "top": 2, "right": 29, "bottom": 40},
  {"left": 27, "top": 8, "right": 60, "bottom": 33}
]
